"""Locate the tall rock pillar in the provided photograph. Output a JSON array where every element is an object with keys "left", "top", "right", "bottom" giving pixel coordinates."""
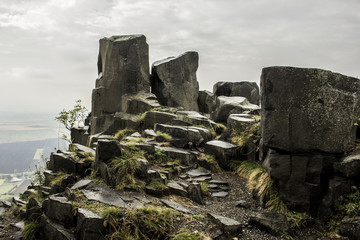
[{"left": 92, "top": 35, "right": 150, "bottom": 117}]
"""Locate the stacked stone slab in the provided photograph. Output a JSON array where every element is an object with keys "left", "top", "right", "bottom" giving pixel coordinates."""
[
  {"left": 151, "top": 51, "right": 200, "bottom": 111},
  {"left": 261, "top": 66, "right": 360, "bottom": 212},
  {"left": 213, "top": 81, "right": 260, "bottom": 105}
]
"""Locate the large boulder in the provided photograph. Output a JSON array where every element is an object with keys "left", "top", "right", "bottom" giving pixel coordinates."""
[
  {"left": 211, "top": 96, "right": 259, "bottom": 123},
  {"left": 261, "top": 66, "right": 360, "bottom": 154},
  {"left": 263, "top": 149, "right": 341, "bottom": 210},
  {"left": 213, "top": 81, "right": 260, "bottom": 105},
  {"left": 151, "top": 51, "right": 199, "bottom": 111},
  {"left": 92, "top": 35, "right": 150, "bottom": 116}
]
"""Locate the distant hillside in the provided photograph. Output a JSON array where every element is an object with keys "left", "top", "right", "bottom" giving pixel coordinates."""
[{"left": 0, "top": 138, "right": 68, "bottom": 173}]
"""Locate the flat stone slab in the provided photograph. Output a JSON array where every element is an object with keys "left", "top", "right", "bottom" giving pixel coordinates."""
[
  {"left": 167, "top": 181, "right": 188, "bottom": 197},
  {"left": 186, "top": 169, "right": 211, "bottom": 178},
  {"left": 191, "top": 176, "right": 212, "bottom": 182},
  {"left": 71, "top": 180, "right": 93, "bottom": 190},
  {"left": 82, "top": 188, "right": 127, "bottom": 208},
  {"left": 160, "top": 199, "right": 193, "bottom": 214},
  {"left": 70, "top": 143, "right": 95, "bottom": 155},
  {"left": 235, "top": 200, "right": 251, "bottom": 209},
  {"left": 208, "top": 213, "right": 242, "bottom": 233},
  {"left": 205, "top": 140, "right": 237, "bottom": 149},
  {"left": 10, "top": 221, "right": 24, "bottom": 230},
  {"left": 209, "top": 179, "right": 229, "bottom": 186},
  {"left": 211, "top": 191, "right": 229, "bottom": 198}
]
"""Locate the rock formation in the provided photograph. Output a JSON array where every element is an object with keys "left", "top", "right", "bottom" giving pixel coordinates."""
[
  {"left": 261, "top": 66, "right": 360, "bottom": 212},
  {"left": 151, "top": 51, "right": 200, "bottom": 111},
  {"left": 11, "top": 35, "right": 360, "bottom": 240}
]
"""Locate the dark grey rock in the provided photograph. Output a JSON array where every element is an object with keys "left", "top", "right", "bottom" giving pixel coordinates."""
[
  {"left": 249, "top": 211, "right": 289, "bottom": 235},
  {"left": 77, "top": 208, "right": 105, "bottom": 240},
  {"left": 155, "top": 146, "right": 197, "bottom": 166},
  {"left": 188, "top": 182, "right": 204, "bottom": 204},
  {"left": 204, "top": 140, "right": 238, "bottom": 169},
  {"left": 198, "top": 90, "right": 216, "bottom": 114},
  {"left": 209, "top": 179, "right": 229, "bottom": 186},
  {"left": 121, "top": 91, "right": 160, "bottom": 114},
  {"left": 95, "top": 139, "right": 121, "bottom": 164},
  {"left": 261, "top": 66, "right": 360, "bottom": 154},
  {"left": 211, "top": 96, "right": 259, "bottom": 123},
  {"left": 39, "top": 214, "right": 76, "bottom": 240},
  {"left": 160, "top": 199, "right": 193, "bottom": 214},
  {"left": 10, "top": 221, "right": 24, "bottom": 230},
  {"left": 208, "top": 213, "right": 242, "bottom": 233},
  {"left": 213, "top": 81, "right": 260, "bottom": 105},
  {"left": 13, "top": 196, "right": 26, "bottom": 207},
  {"left": 102, "top": 112, "right": 141, "bottom": 135},
  {"left": 166, "top": 181, "right": 188, "bottom": 197},
  {"left": 42, "top": 195, "right": 75, "bottom": 227},
  {"left": 49, "top": 152, "right": 76, "bottom": 174},
  {"left": 263, "top": 148, "right": 341, "bottom": 210},
  {"left": 143, "top": 129, "right": 157, "bottom": 138},
  {"left": 151, "top": 51, "right": 199, "bottom": 111},
  {"left": 82, "top": 188, "right": 127, "bottom": 208},
  {"left": 340, "top": 216, "right": 360, "bottom": 240},
  {"left": 92, "top": 35, "right": 150, "bottom": 117},
  {"left": 26, "top": 197, "right": 42, "bottom": 221},
  {"left": 71, "top": 127, "right": 89, "bottom": 146},
  {"left": 136, "top": 143, "right": 156, "bottom": 154},
  {"left": 143, "top": 111, "right": 177, "bottom": 129},
  {"left": 70, "top": 143, "right": 95, "bottom": 156},
  {"left": 154, "top": 124, "right": 204, "bottom": 146},
  {"left": 334, "top": 154, "right": 360, "bottom": 178},
  {"left": 235, "top": 200, "right": 251, "bottom": 209}
]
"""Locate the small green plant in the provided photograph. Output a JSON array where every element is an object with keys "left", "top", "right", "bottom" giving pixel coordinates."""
[
  {"left": 234, "top": 160, "right": 287, "bottom": 213},
  {"left": 200, "top": 182, "right": 209, "bottom": 195},
  {"left": 111, "top": 148, "right": 145, "bottom": 190},
  {"left": 149, "top": 179, "right": 167, "bottom": 191},
  {"left": 115, "top": 129, "right": 136, "bottom": 141},
  {"left": 172, "top": 229, "right": 204, "bottom": 240},
  {"left": 49, "top": 172, "right": 71, "bottom": 187},
  {"left": 231, "top": 122, "right": 260, "bottom": 148},
  {"left": 22, "top": 221, "right": 39, "bottom": 240},
  {"left": 156, "top": 131, "right": 172, "bottom": 141},
  {"left": 150, "top": 149, "right": 170, "bottom": 163},
  {"left": 136, "top": 112, "right": 147, "bottom": 123},
  {"left": 192, "top": 214, "right": 206, "bottom": 220},
  {"left": 287, "top": 211, "right": 311, "bottom": 229},
  {"left": 197, "top": 154, "right": 219, "bottom": 171},
  {"left": 55, "top": 100, "right": 87, "bottom": 143}
]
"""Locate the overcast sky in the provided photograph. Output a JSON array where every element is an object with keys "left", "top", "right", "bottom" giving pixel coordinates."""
[{"left": 0, "top": 0, "right": 359, "bottom": 115}]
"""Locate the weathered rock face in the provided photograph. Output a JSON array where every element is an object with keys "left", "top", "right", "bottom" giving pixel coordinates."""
[
  {"left": 121, "top": 91, "right": 161, "bottom": 114},
  {"left": 151, "top": 51, "right": 199, "bottom": 111},
  {"left": 198, "top": 90, "right": 216, "bottom": 114},
  {"left": 211, "top": 96, "right": 259, "bottom": 123},
  {"left": 213, "top": 81, "right": 260, "bottom": 105},
  {"left": 92, "top": 35, "right": 150, "bottom": 116},
  {"left": 261, "top": 66, "right": 360, "bottom": 154}
]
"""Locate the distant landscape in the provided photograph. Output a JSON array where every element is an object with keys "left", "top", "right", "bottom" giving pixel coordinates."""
[{"left": 0, "top": 112, "right": 69, "bottom": 200}]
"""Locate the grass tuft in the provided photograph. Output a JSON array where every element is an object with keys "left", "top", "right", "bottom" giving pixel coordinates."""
[
  {"left": 22, "top": 221, "right": 39, "bottom": 240},
  {"left": 115, "top": 129, "right": 136, "bottom": 141},
  {"left": 156, "top": 131, "right": 172, "bottom": 141},
  {"left": 234, "top": 160, "right": 287, "bottom": 213},
  {"left": 103, "top": 205, "right": 179, "bottom": 240},
  {"left": 172, "top": 229, "right": 204, "bottom": 240},
  {"left": 111, "top": 148, "right": 145, "bottom": 190}
]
